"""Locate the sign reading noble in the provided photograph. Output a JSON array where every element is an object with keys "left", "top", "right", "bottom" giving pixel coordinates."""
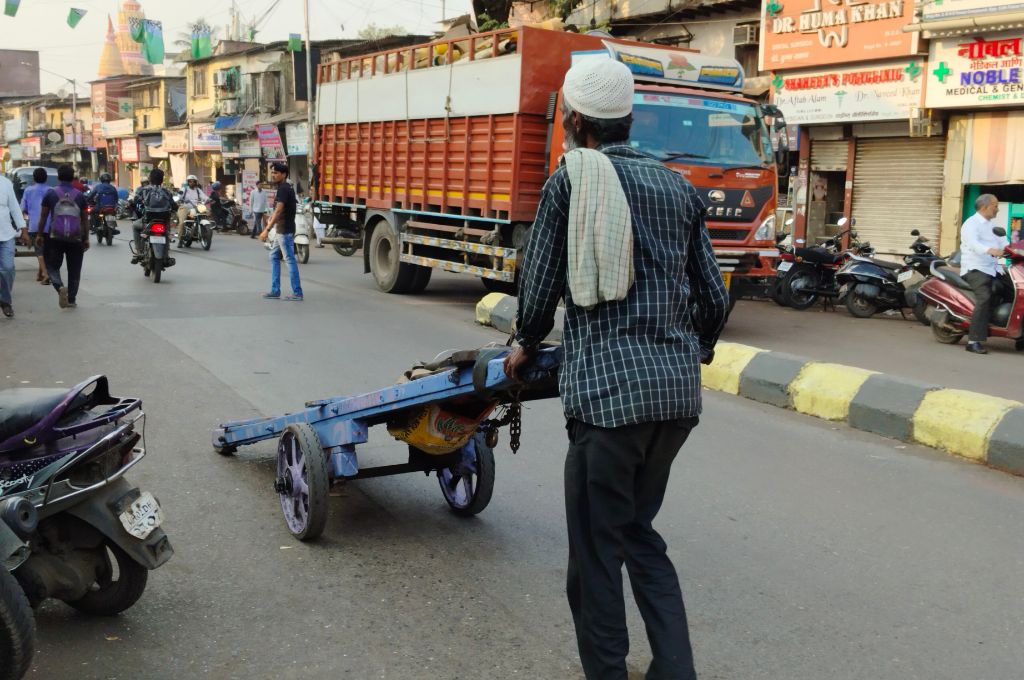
[
  {"left": 760, "top": 0, "right": 918, "bottom": 71},
  {"left": 926, "top": 31, "right": 1024, "bottom": 108},
  {"left": 773, "top": 59, "right": 924, "bottom": 123}
]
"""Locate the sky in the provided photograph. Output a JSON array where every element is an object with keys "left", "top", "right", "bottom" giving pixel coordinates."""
[{"left": 3, "top": 0, "right": 473, "bottom": 95}]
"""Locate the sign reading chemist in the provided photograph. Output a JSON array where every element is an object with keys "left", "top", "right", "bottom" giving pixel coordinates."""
[{"left": 926, "top": 31, "right": 1024, "bottom": 108}]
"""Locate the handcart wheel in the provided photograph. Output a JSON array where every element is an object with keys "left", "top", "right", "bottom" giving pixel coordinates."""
[
  {"left": 213, "top": 443, "right": 237, "bottom": 456},
  {"left": 438, "top": 432, "right": 495, "bottom": 517},
  {"left": 276, "top": 424, "right": 330, "bottom": 541}
]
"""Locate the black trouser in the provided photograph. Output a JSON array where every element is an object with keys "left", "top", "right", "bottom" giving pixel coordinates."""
[
  {"left": 42, "top": 236, "right": 84, "bottom": 304},
  {"left": 565, "top": 417, "right": 699, "bottom": 680},
  {"left": 964, "top": 270, "right": 995, "bottom": 342}
]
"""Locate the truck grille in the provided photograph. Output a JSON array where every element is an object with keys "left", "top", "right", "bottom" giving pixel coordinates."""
[{"left": 708, "top": 228, "right": 749, "bottom": 241}]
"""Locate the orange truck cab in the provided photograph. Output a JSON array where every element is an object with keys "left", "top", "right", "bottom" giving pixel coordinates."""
[{"left": 313, "top": 27, "right": 789, "bottom": 302}]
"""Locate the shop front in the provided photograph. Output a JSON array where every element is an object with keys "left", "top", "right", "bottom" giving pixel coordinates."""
[
  {"left": 924, "top": 29, "right": 1024, "bottom": 245},
  {"left": 763, "top": 0, "right": 931, "bottom": 254}
]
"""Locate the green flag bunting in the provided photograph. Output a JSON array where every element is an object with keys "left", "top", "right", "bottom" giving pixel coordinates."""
[
  {"left": 191, "top": 29, "right": 212, "bottom": 60},
  {"left": 129, "top": 16, "right": 145, "bottom": 43},
  {"left": 287, "top": 33, "right": 301, "bottom": 52},
  {"left": 4, "top": 0, "right": 20, "bottom": 18},
  {"left": 67, "top": 7, "right": 86, "bottom": 28},
  {"left": 142, "top": 19, "right": 164, "bottom": 64}
]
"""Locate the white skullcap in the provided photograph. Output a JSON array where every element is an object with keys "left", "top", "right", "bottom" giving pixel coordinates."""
[{"left": 563, "top": 58, "right": 635, "bottom": 120}]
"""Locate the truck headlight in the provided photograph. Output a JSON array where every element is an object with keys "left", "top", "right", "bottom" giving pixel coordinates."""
[{"left": 754, "top": 214, "right": 776, "bottom": 242}]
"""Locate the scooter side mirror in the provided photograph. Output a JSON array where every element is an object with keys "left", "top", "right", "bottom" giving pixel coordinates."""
[
  {"left": 775, "top": 232, "right": 787, "bottom": 244},
  {"left": 993, "top": 226, "right": 1007, "bottom": 238},
  {"left": 850, "top": 230, "right": 858, "bottom": 239},
  {"left": 911, "top": 229, "right": 920, "bottom": 236}
]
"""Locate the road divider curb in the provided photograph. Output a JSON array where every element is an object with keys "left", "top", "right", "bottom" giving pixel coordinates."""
[{"left": 475, "top": 294, "right": 1023, "bottom": 474}]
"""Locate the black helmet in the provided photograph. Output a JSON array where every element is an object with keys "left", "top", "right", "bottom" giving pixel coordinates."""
[
  {"left": 211, "top": 181, "right": 222, "bottom": 190},
  {"left": 99, "top": 172, "right": 112, "bottom": 182}
]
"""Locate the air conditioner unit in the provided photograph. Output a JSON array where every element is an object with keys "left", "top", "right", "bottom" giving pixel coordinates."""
[
  {"left": 221, "top": 99, "right": 238, "bottom": 115},
  {"left": 213, "top": 71, "right": 228, "bottom": 87},
  {"left": 733, "top": 24, "right": 759, "bottom": 46}
]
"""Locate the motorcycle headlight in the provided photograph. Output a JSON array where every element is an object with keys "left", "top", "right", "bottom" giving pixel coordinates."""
[{"left": 754, "top": 214, "right": 776, "bottom": 242}]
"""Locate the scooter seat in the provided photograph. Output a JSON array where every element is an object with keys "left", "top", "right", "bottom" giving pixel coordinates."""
[
  {"left": 935, "top": 266, "right": 975, "bottom": 293},
  {"left": 0, "top": 388, "right": 71, "bottom": 444},
  {"left": 869, "top": 258, "right": 903, "bottom": 270},
  {"left": 795, "top": 247, "right": 843, "bottom": 265}
]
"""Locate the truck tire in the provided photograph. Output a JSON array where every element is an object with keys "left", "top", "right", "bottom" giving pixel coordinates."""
[
  {"left": 409, "top": 266, "right": 432, "bottom": 293},
  {"left": 369, "top": 218, "right": 416, "bottom": 294}
]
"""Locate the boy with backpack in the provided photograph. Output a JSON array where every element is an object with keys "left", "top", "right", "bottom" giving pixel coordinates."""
[{"left": 35, "top": 165, "right": 89, "bottom": 309}]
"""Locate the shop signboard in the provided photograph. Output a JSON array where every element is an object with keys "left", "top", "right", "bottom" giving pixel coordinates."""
[
  {"left": 121, "top": 138, "right": 140, "bottom": 163},
  {"left": 760, "top": 0, "right": 918, "bottom": 71},
  {"left": 926, "top": 31, "right": 1024, "bottom": 108},
  {"left": 101, "top": 118, "right": 135, "bottom": 138},
  {"left": 162, "top": 128, "right": 190, "bottom": 153},
  {"left": 922, "top": 0, "right": 1024, "bottom": 20},
  {"left": 192, "top": 123, "right": 222, "bottom": 152},
  {"left": 240, "top": 139, "right": 262, "bottom": 158},
  {"left": 256, "top": 124, "right": 286, "bottom": 160},
  {"left": 772, "top": 59, "right": 924, "bottom": 124},
  {"left": 21, "top": 137, "right": 41, "bottom": 160},
  {"left": 4, "top": 119, "right": 24, "bottom": 143},
  {"left": 285, "top": 122, "right": 309, "bottom": 155},
  {"left": 241, "top": 170, "right": 259, "bottom": 219}
]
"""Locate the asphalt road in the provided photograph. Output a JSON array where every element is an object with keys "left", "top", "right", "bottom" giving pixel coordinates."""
[{"left": 2, "top": 231, "right": 1023, "bottom": 680}]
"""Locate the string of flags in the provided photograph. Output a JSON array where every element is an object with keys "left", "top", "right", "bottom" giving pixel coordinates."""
[
  {"left": 128, "top": 16, "right": 165, "bottom": 64},
  {"left": 4, "top": 0, "right": 19, "bottom": 18},
  {"left": 66, "top": 7, "right": 85, "bottom": 28}
]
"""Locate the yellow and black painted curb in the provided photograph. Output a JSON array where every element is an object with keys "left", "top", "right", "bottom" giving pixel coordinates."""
[{"left": 476, "top": 294, "right": 1024, "bottom": 475}]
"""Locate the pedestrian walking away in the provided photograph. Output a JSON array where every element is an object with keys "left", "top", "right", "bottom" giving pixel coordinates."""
[
  {"left": 0, "top": 172, "right": 29, "bottom": 318},
  {"left": 36, "top": 164, "right": 90, "bottom": 309},
  {"left": 960, "top": 193, "right": 1007, "bottom": 355},
  {"left": 19, "top": 167, "right": 51, "bottom": 285},
  {"left": 250, "top": 183, "right": 269, "bottom": 239},
  {"left": 504, "top": 58, "right": 729, "bottom": 680},
  {"left": 259, "top": 162, "right": 303, "bottom": 301}
]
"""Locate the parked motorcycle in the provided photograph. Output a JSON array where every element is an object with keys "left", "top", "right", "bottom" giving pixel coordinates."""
[
  {"left": 130, "top": 217, "right": 176, "bottom": 283},
  {"left": 88, "top": 205, "right": 119, "bottom": 247},
  {"left": 836, "top": 229, "right": 941, "bottom": 319},
  {"left": 115, "top": 198, "right": 135, "bottom": 221},
  {"left": 769, "top": 218, "right": 795, "bottom": 306},
  {"left": 208, "top": 196, "right": 249, "bottom": 235},
  {"left": 179, "top": 202, "right": 214, "bottom": 251},
  {"left": 775, "top": 217, "right": 873, "bottom": 310},
  {"left": 0, "top": 376, "right": 173, "bottom": 679},
  {"left": 919, "top": 227, "right": 1024, "bottom": 350}
]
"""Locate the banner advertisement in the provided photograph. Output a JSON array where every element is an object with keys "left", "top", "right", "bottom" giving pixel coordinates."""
[
  {"left": 922, "top": 0, "right": 1024, "bottom": 20},
  {"left": 162, "top": 128, "right": 190, "bottom": 153},
  {"left": 285, "top": 122, "right": 309, "bottom": 155},
  {"left": 772, "top": 59, "right": 924, "bottom": 124},
  {"left": 241, "top": 169, "right": 259, "bottom": 220},
  {"left": 101, "top": 118, "right": 135, "bottom": 138},
  {"left": 256, "top": 124, "right": 285, "bottom": 160},
  {"left": 240, "top": 139, "right": 262, "bottom": 158},
  {"left": 121, "top": 138, "right": 140, "bottom": 163},
  {"left": 191, "top": 123, "right": 221, "bottom": 152},
  {"left": 760, "top": 0, "right": 918, "bottom": 71},
  {"left": 926, "top": 31, "right": 1024, "bottom": 108}
]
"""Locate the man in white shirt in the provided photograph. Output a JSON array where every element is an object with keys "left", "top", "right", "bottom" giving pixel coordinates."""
[
  {"left": 960, "top": 193, "right": 1006, "bottom": 354},
  {"left": 177, "top": 175, "right": 207, "bottom": 247},
  {"left": 0, "top": 174, "right": 29, "bottom": 318},
  {"left": 249, "top": 183, "right": 269, "bottom": 240}
]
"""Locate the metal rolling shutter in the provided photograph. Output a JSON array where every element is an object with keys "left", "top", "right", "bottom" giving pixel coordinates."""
[
  {"left": 810, "top": 140, "right": 850, "bottom": 171},
  {"left": 851, "top": 137, "right": 945, "bottom": 256}
]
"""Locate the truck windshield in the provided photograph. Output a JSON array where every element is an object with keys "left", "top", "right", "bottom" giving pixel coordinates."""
[{"left": 629, "top": 92, "right": 771, "bottom": 168}]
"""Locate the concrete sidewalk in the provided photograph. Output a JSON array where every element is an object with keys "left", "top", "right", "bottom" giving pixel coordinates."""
[{"left": 475, "top": 293, "right": 1024, "bottom": 476}]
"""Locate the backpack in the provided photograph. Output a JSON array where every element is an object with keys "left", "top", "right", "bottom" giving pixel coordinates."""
[
  {"left": 142, "top": 186, "right": 173, "bottom": 215},
  {"left": 95, "top": 183, "right": 119, "bottom": 208},
  {"left": 50, "top": 187, "right": 83, "bottom": 243}
]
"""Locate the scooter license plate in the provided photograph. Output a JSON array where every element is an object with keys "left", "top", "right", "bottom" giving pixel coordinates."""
[
  {"left": 119, "top": 491, "right": 163, "bottom": 540},
  {"left": 897, "top": 269, "right": 913, "bottom": 283},
  {"left": 149, "top": 236, "right": 166, "bottom": 245},
  {"left": 777, "top": 261, "right": 793, "bottom": 272}
]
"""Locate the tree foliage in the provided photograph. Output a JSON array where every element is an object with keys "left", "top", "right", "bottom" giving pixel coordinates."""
[{"left": 357, "top": 23, "right": 408, "bottom": 40}]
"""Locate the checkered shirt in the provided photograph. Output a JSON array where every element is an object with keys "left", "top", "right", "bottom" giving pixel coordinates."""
[{"left": 515, "top": 143, "right": 729, "bottom": 428}]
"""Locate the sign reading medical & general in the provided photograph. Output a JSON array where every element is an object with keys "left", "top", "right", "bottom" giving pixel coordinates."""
[{"left": 926, "top": 31, "right": 1024, "bottom": 108}]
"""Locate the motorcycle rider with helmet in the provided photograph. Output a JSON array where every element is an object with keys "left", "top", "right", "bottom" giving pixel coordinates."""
[
  {"left": 131, "top": 168, "right": 177, "bottom": 263},
  {"left": 206, "top": 181, "right": 231, "bottom": 229},
  {"left": 177, "top": 174, "right": 207, "bottom": 249},
  {"left": 88, "top": 172, "right": 121, "bottom": 234}
]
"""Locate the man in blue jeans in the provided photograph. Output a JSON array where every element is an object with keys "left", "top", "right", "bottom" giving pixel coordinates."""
[{"left": 258, "top": 162, "right": 303, "bottom": 301}]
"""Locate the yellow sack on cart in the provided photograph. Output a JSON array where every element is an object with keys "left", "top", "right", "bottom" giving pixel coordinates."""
[{"left": 387, "top": 402, "right": 495, "bottom": 455}]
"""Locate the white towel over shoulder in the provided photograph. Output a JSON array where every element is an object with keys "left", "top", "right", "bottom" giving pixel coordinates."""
[{"left": 563, "top": 148, "right": 634, "bottom": 310}]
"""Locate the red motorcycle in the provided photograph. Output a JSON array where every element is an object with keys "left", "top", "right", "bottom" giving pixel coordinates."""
[{"left": 919, "top": 229, "right": 1024, "bottom": 349}]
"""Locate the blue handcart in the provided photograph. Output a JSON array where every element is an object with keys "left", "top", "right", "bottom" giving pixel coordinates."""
[{"left": 212, "top": 346, "right": 561, "bottom": 541}]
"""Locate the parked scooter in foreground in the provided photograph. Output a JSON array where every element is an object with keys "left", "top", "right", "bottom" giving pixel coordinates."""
[
  {"left": 836, "top": 228, "right": 941, "bottom": 319},
  {"left": 0, "top": 376, "right": 173, "bottom": 679},
  {"left": 918, "top": 227, "right": 1024, "bottom": 350}
]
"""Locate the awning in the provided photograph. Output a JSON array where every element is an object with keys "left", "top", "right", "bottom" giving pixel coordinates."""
[
  {"left": 214, "top": 115, "right": 256, "bottom": 135},
  {"left": 188, "top": 108, "right": 216, "bottom": 123},
  {"left": 903, "top": 11, "right": 1024, "bottom": 38},
  {"left": 262, "top": 111, "right": 308, "bottom": 125}
]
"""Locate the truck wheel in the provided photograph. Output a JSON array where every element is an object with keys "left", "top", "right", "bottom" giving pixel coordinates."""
[
  {"left": 409, "top": 265, "right": 432, "bottom": 293},
  {"left": 369, "top": 218, "right": 416, "bottom": 293}
]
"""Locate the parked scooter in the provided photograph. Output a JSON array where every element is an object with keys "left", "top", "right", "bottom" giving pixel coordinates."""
[
  {"left": 179, "top": 202, "right": 214, "bottom": 251},
  {"left": 768, "top": 218, "right": 795, "bottom": 306},
  {"left": 130, "top": 216, "right": 176, "bottom": 283},
  {"left": 836, "top": 228, "right": 941, "bottom": 319},
  {"left": 0, "top": 376, "right": 173, "bottom": 679},
  {"left": 264, "top": 213, "right": 312, "bottom": 265},
  {"left": 775, "top": 217, "right": 873, "bottom": 310},
  {"left": 115, "top": 197, "right": 135, "bottom": 221},
  {"left": 919, "top": 227, "right": 1024, "bottom": 350}
]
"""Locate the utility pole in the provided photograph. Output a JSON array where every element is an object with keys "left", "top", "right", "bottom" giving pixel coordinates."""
[{"left": 303, "top": 0, "right": 317, "bottom": 199}]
